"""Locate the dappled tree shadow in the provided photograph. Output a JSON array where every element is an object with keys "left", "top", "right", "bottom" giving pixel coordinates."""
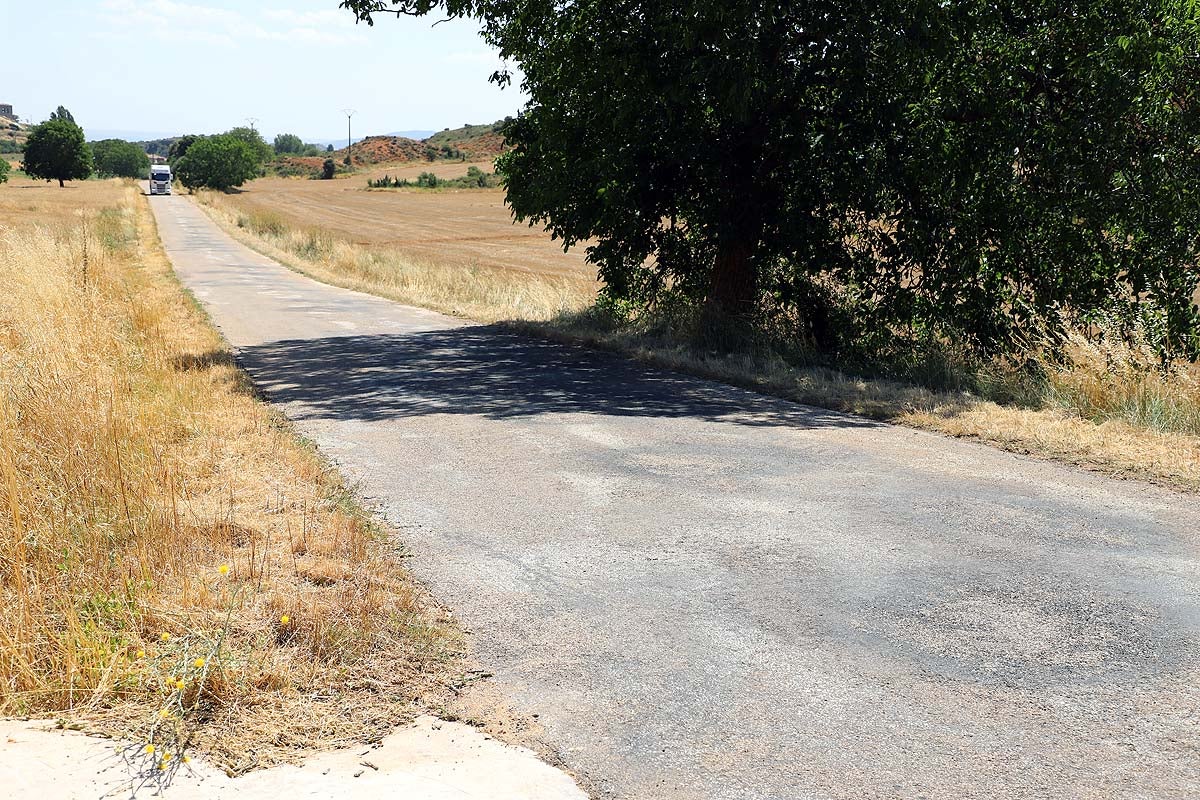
[{"left": 224, "top": 325, "right": 879, "bottom": 429}]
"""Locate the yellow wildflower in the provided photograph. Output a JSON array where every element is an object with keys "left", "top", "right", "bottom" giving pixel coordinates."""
[
  {"left": 144, "top": 744, "right": 155, "bottom": 755},
  {"left": 160, "top": 633, "right": 170, "bottom": 642},
  {"left": 175, "top": 679, "right": 185, "bottom": 690},
  {"left": 135, "top": 650, "right": 145, "bottom": 659},
  {"left": 193, "top": 658, "right": 205, "bottom": 669},
  {"left": 218, "top": 564, "right": 229, "bottom": 575},
  {"left": 280, "top": 615, "right": 290, "bottom": 625}
]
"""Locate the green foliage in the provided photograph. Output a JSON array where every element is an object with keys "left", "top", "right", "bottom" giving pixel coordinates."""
[
  {"left": 137, "top": 138, "right": 177, "bottom": 158},
  {"left": 91, "top": 139, "right": 151, "bottom": 179},
  {"left": 0, "top": 158, "right": 9, "bottom": 185},
  {"left": 225, "top": 126, "right": 273, "bottom": 165},
  {"left": 321, "top": 158, "right": 336, "bottom": 180},
  {"left": 174, "top": 135, "right": 260, "bottom": 191},
  {"left": 326, "top": 144, "right": 334, "bottom": 153},
  {"left": 273, "top": 133, "right": 305, "bottom": 155},
  {"left": 22, "top": 118, "right": 92, "bottom": 187},
  {"left": 343, "top": 0, "right": 1200, "bottom": 360},
  {"left": 367, "top": 166, "right": 498, "bottom": 189},
  {"left": 49, "top": 105, "right": 75, "bottom": 124},
  {"left": 167, "top": 135, "right": 198, "bottom": 165},
  {"left": 0, "top": 140, "right": 19, "bottom": 154}
]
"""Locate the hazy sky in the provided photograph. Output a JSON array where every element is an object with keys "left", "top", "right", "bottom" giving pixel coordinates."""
[{"left": 1, "top": 0, "right": 524, "bottom": 140}]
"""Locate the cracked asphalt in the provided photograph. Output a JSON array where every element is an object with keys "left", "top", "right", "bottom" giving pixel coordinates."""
[{"left": 151, "top": 195, "right": 1200, "bottom": 800}]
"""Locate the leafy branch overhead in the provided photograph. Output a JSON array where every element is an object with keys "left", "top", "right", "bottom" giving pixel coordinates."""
[{"left": 340, "top": 0, "right": 1200, "bottom": 359}]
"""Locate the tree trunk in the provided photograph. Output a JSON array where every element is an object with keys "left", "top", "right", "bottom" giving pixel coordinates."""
[
  {"left": 705, "top": 238, "right": 757, "bottom": 319},
  {"left": 58, "top": 178, "right": 64, "bottom": 188}
]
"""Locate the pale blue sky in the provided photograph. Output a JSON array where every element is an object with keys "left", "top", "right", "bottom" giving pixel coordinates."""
[{"left": 0, "top": 0, "right": 524, "bottom": 141}]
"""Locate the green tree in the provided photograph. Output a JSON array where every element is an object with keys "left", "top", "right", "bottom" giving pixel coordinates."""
[
  {"left": 0, "top": 158, "right": 9, "bottom": 185},
  {"left": 22, "top": 118, "right": 92, "bottom": 187},
  {"left": 49, "top": 105, "right": 75, "bottom": 124},
  {"left": 341, "top": 0, "right": 1200, "bottom": 358},
  {"left": 321, "top": 158, "right": 336, "bottom": 180},
  {"left": 175, "top": 135, "right": 260, "bottom": 191},
  {"left": 91, "top": 138, "right": 151, "bottom": 178},
  {"left": 226, "top": 126, "right": 274, "bottom": 165},
  {"left": 274, "top": 133, "right": 305, "bottom": 155},
  {"left": 168, "top": 134, "right": 198, "bottom": 165}
]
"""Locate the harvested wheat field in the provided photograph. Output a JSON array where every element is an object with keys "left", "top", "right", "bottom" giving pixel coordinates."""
[{"left": 221, "top": 162, "right": 597, "bottom": 283}]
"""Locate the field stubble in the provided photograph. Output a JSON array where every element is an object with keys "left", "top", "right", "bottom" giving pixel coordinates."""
[{"left": 0, "top": 177, "right": 461, "bottom": 769}]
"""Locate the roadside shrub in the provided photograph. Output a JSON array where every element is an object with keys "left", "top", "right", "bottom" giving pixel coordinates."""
[
  {"left": 322, "top": 159, "right": 336, "bottom": 179},
  {"left": 0, "top": 158, "right": 9, "bottom": 184}
]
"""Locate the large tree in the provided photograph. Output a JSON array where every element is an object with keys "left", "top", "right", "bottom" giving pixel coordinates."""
[
  {"left": 91, "top": 138, "right": 150, "bottom": 179},
  {"left": 341, "top": 0, "right": 1200, "bottom": 357},
  {"left": 174, "top": 134, "right": 260, "bottom": 191},
  {"left": 22, "top": 117, "right": 92, "bottom": 187}
]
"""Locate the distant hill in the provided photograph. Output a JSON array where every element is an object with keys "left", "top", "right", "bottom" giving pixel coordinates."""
[
  {"left": 425, "top": 121, "right": 509, "bottom": 160},
  {"left": 0, "top": 117, "right": 30, "bottom": 155},
  {"left": 324, "top": 121, "right": 511, "bottom": 168}
]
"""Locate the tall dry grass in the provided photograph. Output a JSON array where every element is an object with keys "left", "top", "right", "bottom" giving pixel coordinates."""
[
  {"left": 0, "top": 180, "right": 459, "bottom": 768},
  {"left": 195, "top": 190, "right": 595, "bottom": 323}
]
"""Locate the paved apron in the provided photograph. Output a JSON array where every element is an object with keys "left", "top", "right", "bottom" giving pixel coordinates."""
[{"left": 151, "top": 195, "right": 1199, "bottom": 800}]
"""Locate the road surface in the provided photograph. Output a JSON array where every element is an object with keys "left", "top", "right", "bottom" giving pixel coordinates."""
[{"left": 151, "top": 195, "right": 1199, "bottom": 800}]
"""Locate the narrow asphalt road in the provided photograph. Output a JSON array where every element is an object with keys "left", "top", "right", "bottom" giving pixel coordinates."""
[{"left": 151, "top": 195, "right": 1199, "bottom": 800}]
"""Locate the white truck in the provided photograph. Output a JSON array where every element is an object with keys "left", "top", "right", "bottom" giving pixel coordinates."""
[{"left": 149, "top": 165, "right": 172, "bottom": 195}]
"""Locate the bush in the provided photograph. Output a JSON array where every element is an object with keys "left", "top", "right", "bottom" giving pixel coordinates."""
[
  {"left": 0, "top": 158, "right": 9, "bottom": 184},
  {"left": 321, "top": 159, "right": 336, "bottom": 180},
  {"left": 367, "top": 168, "right": 499, "bottom": 190},
  {"left": 175, "top": 135, "right": 260, "bottom": 191}
]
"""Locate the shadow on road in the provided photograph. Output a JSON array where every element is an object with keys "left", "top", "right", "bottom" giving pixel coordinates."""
[{"left": 225, "top": 325, "right": 878, "bottom": 429}]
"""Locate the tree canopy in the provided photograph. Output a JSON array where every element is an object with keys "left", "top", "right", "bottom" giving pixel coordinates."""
[
  {"left": 341, "top": 0, "right": 1200, "bottom": 359},
  {"left": 174, "top": 135, "right": 260, "bottom": 191},
  {"left": 49, "top": 105, "right": 75, "bottom": 124},
  {"left": 0, "top": 158, "right": 9, "bottom": 185},
  {"left": 22, "top": 117, "right": 92, "bottom": 187},
  {"left": 274, "top": 133, "right": 305, "bottom": 154},
  {"left": 91, "top": 138, "right": 150, "bottom": 179},
  {"left": 168, "top": 134, "right": 199, "bottom": 166},
  {"left": 226, "top": 126, "right": 273, "bottom": 165}
]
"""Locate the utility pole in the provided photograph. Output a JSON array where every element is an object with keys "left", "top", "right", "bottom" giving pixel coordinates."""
[{"left": 341, "top": 109, "right": 356, "bottom": 166}]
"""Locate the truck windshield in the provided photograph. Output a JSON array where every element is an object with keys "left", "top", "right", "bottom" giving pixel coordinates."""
[{"left": 151, "top": 173, "right": 170, "bottom": 182}]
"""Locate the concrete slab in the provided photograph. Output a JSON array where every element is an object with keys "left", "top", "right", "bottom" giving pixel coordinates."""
[{"left": 0, "top": 716, "right": 586, "bottom": 799}]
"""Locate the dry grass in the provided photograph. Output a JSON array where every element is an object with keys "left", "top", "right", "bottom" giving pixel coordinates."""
[
  {"left": 0, "top": 177, "right": 461, "bottom": 769},
  {"left": 195, "top": 189, "right": 594, "bottom": 323}
]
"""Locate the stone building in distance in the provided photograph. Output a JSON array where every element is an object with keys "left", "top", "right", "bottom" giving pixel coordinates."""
[{"left": 0, "top": 104, "right": 13, "bottom": 119}]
